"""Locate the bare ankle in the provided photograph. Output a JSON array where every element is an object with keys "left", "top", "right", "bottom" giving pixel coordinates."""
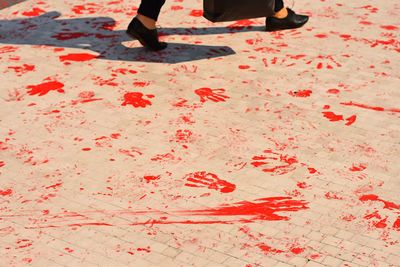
[
  {"left": 136, "top": 14, "right": 157, "bottom": 29},
  {"left": 273, "top": 7, "right": 288, "bottom": 19}
]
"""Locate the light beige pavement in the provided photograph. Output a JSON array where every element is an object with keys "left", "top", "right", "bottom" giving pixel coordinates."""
[{"left": 0, "top": 0, "right": 399, "bottom": 266}]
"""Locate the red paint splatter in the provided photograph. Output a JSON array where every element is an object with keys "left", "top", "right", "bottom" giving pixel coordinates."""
[
  {"left": 322, "top": 111, "right": 343, "bottom": 122},
  {"left": 189, "top": 9, "right": 203, "bottom": 17},
  {"left": 121, "top": 92, "right": 152, "bottom": 108},
  {"left": 381, "top": 25, "right": 398, "bottom": 31},
  {"left": 52, "top": 32, "right": 90, "bottom": 40},
  {"left": 144, "top": 175, "right": 160, "bottom": 184},
  {"left": 290, "top": 247, "right": 305, "bottom": 254},
  {"left": 325, "top": 192, "right": 343, "bottom": 200},
  {"left": 393, "top": 217, "right": 400, "bottom": 231},
  {"left": 341, "top": 214, "right": 356, "bottom": 221},
  {"left": 289, "top": 90, "right": 312, "bottom": 97},
  {"left": 315, "top": 34, "right": 328, "bottom": 38},
  {"left": 194, "top": 88, "right": 229, "bottom": 103},
  {"left": 59, "top": 53, "right": 97, "bottom": 62},
  {"left": 257, "top": 243, "right": 283, "bottom": 254},
  {"left": 7, "top": 64, "right": 35, "bottom": 76},
  {"left": 349, "top": 163, "right": 367, "bottom": 172},
  {"left": 345, "top": 115, "right": 357, "bottom": 126},
  {"left": 297, "top": 182, "right": 309, "bottom": 189},
  {"left": 341, "top": 101, "right": 400, "bottom": 113},
  {"left": 308, "top": 168, "right": 317, "bottom": 174},
  {"left": 82, "top": 148, "right": 91, "bottom": 151},
  {"left": 0, "top": 189, "right": 13, "bottom": 196},
  {"left": 184, "top": 171, "right": 236, "bottom": 193},
  {"left": 239, "top": 65, "right": 250, "bottom": 69},
  {"left": 26, "top": 81, "right": 65, "bottom": 96},
  {"left": 174, "top": 129, "right": 193, "bottom": 143},
  {"left": 0, "top": 161, "right": 4, "bottom": 167},
  {"left": 137, "top": 246, "right": 151, "bottom": 253},
  {"left": 251, "top": 150, "right": 298, "bottom": 175},
  {"left": 359, "top": 195, "right": 400, "bottom": 210},
  {"left": 22, "top": 8, "right": 45, "bottom": 17},
  {"left": 327, "top": 89, "right": 340, "bottom": 94}
]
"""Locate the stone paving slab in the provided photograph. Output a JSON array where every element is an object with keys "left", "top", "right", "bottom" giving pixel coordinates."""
[{"left": 0, "top": 0, "right": 399, "bottom": 266}]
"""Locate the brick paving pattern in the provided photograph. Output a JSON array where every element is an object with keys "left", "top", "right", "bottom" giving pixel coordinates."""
[{"left": 0, "top": 0, "right": 399, "bottom": 266}]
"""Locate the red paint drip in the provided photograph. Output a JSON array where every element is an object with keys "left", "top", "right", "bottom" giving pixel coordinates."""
[
  {"left": 27, "top": 81, "right": 65, "bottom": 96},
  {"left": 289, "top": 90, "right": 312, "bottom": 97},
  {"left": 341, "top": 101, "right": 400, "bottom": 113},
  {"left": 184, "top": 171, "right": 236, "bottom": 193},
  {"left": 59, "top": 53, "right": 97, "bottom": 62},
  {"left": 122, "top": 92, "right": 152, "bottom": 108}
]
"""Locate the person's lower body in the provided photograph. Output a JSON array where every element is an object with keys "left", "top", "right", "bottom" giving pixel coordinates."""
[{"left": 126, "top": 0, "right": 309, "bottom": 51}]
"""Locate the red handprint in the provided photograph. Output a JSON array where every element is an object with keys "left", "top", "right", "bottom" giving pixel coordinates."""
[
  {"left": 194, "top": 88, "right": 230, "bottom": 103},
  {"left": 122, "top": 92, "right": 153, "bottom": 108},
  {"left": 251, "top": 150, "right": 298, "bottom": 175},
  {"left": 184, "top": 171, "right": 236, "bottom": 193}
]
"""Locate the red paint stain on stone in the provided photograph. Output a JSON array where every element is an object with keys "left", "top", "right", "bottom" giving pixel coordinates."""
[
  {"left": 0, "top": 161, "right": 4, "bottom": 167},
  {"left": 52, "top": 32, "right": 90, "bottom": 40},
  {"left": 257, "top": 243, "right": 283, "bottom": 254},
  {"left": 184, "top": 171, "right": 236, "bottom": 193},
  {"left": 189, "top": 10, "right": 203, "bottom": 17},
  {"left": 380, "top": 25, "right": 398, "bottom": 31},
  {"left": 345, "top": 115, "right": 357, "bottom": 126},
  {"left": 315, "top": 34, "right": 328, "bottom": 38},
  {"left": 137, "top": 246, "right": 151, "bottom": 253},
  {"left": 59, "top": 53, "right": 97, "bottom": 62},
  {"left": 350, "top": 163, "right": 367, "bottom": 172},
  {"left": 82, "top": 148, "right": 92, "bottom": 151},
  {"left": 22, "top": 8, "right": 45, "bottom": 17},
  {"left": 322, "top": 111, "right": 343, "bottom": 122},
  {"left": 239, "top": 65, "right": 250, "bottom": 69},
  {"left": 359, "top": 195, "right": 400, "bottom": 210},
  {"left": 0, "top": 189, "right": 13, "bottom": 196},
  {"left": 289, "top": 89, "right": 312, "bottom": 97},
  {"left": 121, "top": 92, "right": 152, "bottom": 108},
  {"left": 144, "top": 175, "right": 160, "bottom": 184},
  {"left": 251, "top": 150, "right": 298, "bottom": 175},
  {"left": 341, "top": 101, "right": 400, "bottom": 113},
  {"left": 27, "top": 81, "right": 65, "bottom": 96},
  {"left": 7, "top": 64, "right": 35, "bottom": 76},
  {"left": 290, "top": 247, "right": 305, "bottom": 254},
  {"left": 195, "top": 88, "right": 230, "bottom": 103},
  {"left": 327, "top": 89, "right": 340, "bottom": 94}
]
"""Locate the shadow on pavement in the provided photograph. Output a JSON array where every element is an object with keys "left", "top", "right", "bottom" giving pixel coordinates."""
[{"left": 0, "top": 11, "right": 270, "bottom": 63}]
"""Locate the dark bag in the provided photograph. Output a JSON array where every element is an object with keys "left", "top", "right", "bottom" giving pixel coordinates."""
[{"left": 203, "top": 0, "right": 275, "bottom": 22}]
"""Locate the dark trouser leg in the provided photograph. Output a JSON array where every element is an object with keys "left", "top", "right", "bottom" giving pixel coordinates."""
[
  {"left": 274, "top": 0, "right": 284, "bottom": 12},
  {"left": 138, "top": 0, "right": 166, "bottom": 21}
]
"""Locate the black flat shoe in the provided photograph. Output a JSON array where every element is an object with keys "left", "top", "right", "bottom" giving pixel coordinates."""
[
  {"left": 265, "top": 8, "right": 309, "bottom": 32},
  {"left": 126, "top": 17, "right": 167, "bottom": 51}
]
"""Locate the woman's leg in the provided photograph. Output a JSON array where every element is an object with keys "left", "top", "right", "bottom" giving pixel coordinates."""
[{"left": 137, "top": 0, "right": 166, "bottom": 29}]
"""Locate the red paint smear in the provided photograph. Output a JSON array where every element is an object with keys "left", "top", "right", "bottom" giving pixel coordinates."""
[
  {"left": 144, "top": 175, "right": 160, "bottom": 184},
  {"left": 82, "top": 148, "right": 91, "bottom": 151},
  {"left": 345, "top": 115, "right": 357, "bottom": 126},
  {"left": 8, "top": 64, "right": 35, "bottom": 76},
  {"left": 195, "top": 88, "right": 229, "bottom": 103},
  {"left": 359, "top": 195, "right": 400, "bottom": 210},
  {"left": 0, "top": 189, "right": 13, "bottom": 196},
  {"left": 27, "top": 81, "right": 65, "bottom": 96},
  {"left": 308, "top": 168, "right": 317, "bottom": 174},
  {"left": 227, "top": 20, "right": 254, "bottom": 29},
  {"left": 341, "top": 101, "right": 400, "bottom": 113},
  {"left": 341, "top": 214, "right": 356, "bottom": 221},
  {"left": 137, "top": 247, "right": 151, "bottom": 253},
  {"left": 393, "top": 217, "right": 400, "bottom": 231},
  {"left": 239, "top": 65, "right": 250, "bottom": 69},
  {"left": 251, "top": 150, "right": 298, "bottom": 175},
  {"left": 52, "top": 32, "right": 90, "bottom": 40},
  {"left": 22, "top": 8, "right": 45, "bottom": 17},
  {"left": 349, "top": 163, "right": 367, "bottom": 172},
  {"left": 322, "top": 111, "right": 343, "bottom": 122},
  {"left": 381, "top": 25, "right": 398, "bottom": 31},
  {"left": 184, "top": 171, "right": 236, "bottom": 193},
  {"left": 315, "top": 34, "right": 327, "bottom": 38},
  {"left": 171, "top": 5, "right": 183, "bottom": 11},
  {"left": 257, "top": 243, "right": 283, "bottom": 254},
  {"left": 45, "top": 183, "right": 62, "bottom": 190},
  {"left": 59, "top": 53, "right": 97, "bottom": 62},
  {"left": 121, "top": 92, "right": 152, "bottom": 108},
  {"left": 16, "top": 197, "right": 308, "bottom": 229},
  {"left": 325, "top": 192, "right": 343, "bottom": 200},
  {"left": 175, "top": 129, "right": 193, "bottom": 143},
  {"left": 189, "top": 9, "right": 203, "bottom": 17},
  {"left": 290, "top": 247, "right": 305, "bottom": 254},
  {"left": 327, "top": 89, "right": 340, "bottom": 94},
  {"left": 0, "top": 161, "right": 4, "bottom": 167},
  {"left": 297, "top": 182, "right": 309, "bottom": 189},
  {"left": 289, "top": 90, "right": 312, "bottom": 97}
]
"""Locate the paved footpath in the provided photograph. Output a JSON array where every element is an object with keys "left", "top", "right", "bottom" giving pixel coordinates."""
[{"left": 0, "top": 0, "right": 399, "bottom": 266}]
